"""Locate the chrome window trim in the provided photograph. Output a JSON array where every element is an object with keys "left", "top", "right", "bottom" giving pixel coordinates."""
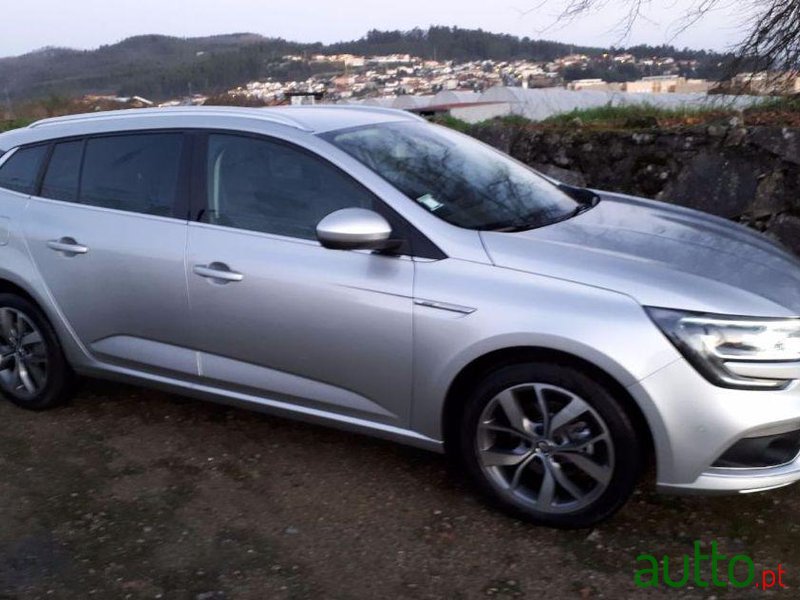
[
  {"left": 28, "top": 194, "right": 190, "bottom": 225},
  {"left": 189, "top": 219, "right": 323, "bottom": 248},
  {"left": 188, "top": 220, "right": 416, "bottom": 261},
  {"left": 0, "top": 146, "right": 32, "bottom": 201},
  {"left": 0, "top": 147, "right": 18, "bottom": 169}
]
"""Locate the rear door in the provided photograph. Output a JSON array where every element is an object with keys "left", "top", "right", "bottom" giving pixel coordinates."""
[{"left": 24, "top": 131, "right": 197, "bottom": 377}]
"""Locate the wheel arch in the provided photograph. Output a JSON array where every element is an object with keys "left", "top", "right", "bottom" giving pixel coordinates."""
[
  {"left": 0, "top": 277, "right": 42, "bottom": 308},
  {"left": 441, "top": 346, "right": 655, "bottom": 463},
  {"left": 0, "top": 275, "right": 84, "bottom": 363}
]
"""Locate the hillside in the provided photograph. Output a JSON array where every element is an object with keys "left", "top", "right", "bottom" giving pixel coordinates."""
[
  {"left": 0, "top": 27, "right": 730, "bottom": 103},
  {"left": 0, "top": 33, "right": 313, "bottom": 102}
]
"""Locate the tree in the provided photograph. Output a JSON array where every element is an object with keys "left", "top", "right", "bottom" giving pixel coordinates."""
[
  {"left": 734, "top": 1, "right": 800, "bottom": 74},
  {"left": 544, "top": 0, "right": 800, "bottom": 79}
]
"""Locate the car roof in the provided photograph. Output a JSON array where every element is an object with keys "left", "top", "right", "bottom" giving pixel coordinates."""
[{"left": 0, "top": 105, "right": 425, "bottom": 150}]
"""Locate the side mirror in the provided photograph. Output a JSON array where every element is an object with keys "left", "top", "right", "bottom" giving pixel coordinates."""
[{"left": 316, "top": 208, "right": 399, "bottom": 251}]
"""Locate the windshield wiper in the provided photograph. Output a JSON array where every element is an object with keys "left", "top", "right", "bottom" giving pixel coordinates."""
[
  {"left": 481, "top": 197, "right": 599, "bottom": 232},
  {"left": 559, "top": 183, "right": 601, "bottom": 209},
  {"left": 478, "top": 187, "right": 600, "bottom": 232},
  {"left": 478, "top": 219, "right": 544, "bottom": 232},
  {"left": 571, "top": 194, "right": 600, "bottom": 217}
]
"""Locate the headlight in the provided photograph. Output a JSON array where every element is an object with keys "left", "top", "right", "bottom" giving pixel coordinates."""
[{"left": 647, "top": 307, "right": 800, "bottom": 390}]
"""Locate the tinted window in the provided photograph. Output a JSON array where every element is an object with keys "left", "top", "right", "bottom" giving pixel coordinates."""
[
  {"left": 80, "top": 133, "right": 183, "bottom": 217},
  {"left": 0, "top": 145, "right": 48, "bottom": 195},
  {"left": 41, "top": 140, "right": 83, "bottom": 202},
  {"left": 206, "top": 134, "right": 374, "bottom": 240},
  {"left": 324, "top": 122, "right": 580, "bottom": 231}
]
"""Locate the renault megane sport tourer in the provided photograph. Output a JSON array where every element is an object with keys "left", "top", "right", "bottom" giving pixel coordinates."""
[{"left": 0, "top": 106, "right": 799, "bottom": 527}]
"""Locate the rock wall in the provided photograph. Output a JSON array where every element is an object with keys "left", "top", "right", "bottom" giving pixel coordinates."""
[{"left": 466, "top": 120, "right": 800, "bottom": 255}]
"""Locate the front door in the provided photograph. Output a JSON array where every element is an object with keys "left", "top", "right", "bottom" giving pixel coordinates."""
[{"left": 186, "top": 132, "right": 414, "bottom": 425}]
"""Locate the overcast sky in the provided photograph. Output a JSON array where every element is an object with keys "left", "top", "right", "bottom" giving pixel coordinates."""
[{"left": 0, "top": 0, "right": 747, "bottom": 58}]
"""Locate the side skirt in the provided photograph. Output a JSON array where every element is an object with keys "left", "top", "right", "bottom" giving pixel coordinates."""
[{"left": 75, "top": 364, "right": 445, "bottom": 453}]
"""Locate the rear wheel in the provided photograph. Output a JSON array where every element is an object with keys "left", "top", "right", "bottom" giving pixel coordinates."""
[
  {"left": 0, "top": 294, "right": 74, "bottom": 410},
  {"left": 454, "top": 362, "right": 641, "bottom": 528}
]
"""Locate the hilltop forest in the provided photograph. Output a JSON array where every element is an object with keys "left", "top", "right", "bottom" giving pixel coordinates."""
[{"left": 0, "top": 27, "right": 733, "bottom": 103}]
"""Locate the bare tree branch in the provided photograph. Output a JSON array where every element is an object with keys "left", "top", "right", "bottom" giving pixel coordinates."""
[
  {"left": 526, "top": 0, "right": 800, "bottom": 83},
  {"left": 735, "top": 0, "right": 800, "bottom": 71}
]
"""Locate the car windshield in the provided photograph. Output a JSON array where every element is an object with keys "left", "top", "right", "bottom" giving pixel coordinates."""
[{"left": 322, "top": 121, "right": 581, "bottom": 231}]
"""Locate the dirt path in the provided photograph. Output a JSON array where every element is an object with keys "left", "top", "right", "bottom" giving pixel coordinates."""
[{"left": 0, "top": 380, "right": 795, "bottom": 599}]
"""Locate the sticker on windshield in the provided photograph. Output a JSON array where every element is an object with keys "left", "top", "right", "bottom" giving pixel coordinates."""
[{"left": 416, "top": 194, "right": 444, "bottom": 212}]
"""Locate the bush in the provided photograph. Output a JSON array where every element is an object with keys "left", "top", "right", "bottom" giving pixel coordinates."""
[{"left": 1, "top": 119, "right": 34, "bottom": 133}]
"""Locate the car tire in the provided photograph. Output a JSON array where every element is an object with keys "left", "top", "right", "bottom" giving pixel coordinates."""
[
  {"left": 0, "top": 293, "right": 75, "bottom": 411},
  {"left": 453, "top": 362, "right": 641, "bottom": 528}
]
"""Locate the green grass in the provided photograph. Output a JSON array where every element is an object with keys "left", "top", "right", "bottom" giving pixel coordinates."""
[
  {"left": 1, "top": 118, "right": 34, "bottom": 133},
  {"left": 513, "top": 96, "right": 800, "bottom": 129},
  {"left": 436, "top": 102, "right": 748, "bottom": 132},
  {"left": 434, "top": 113, "right": 534, "bottom": 134},
  {"left": 745, "top": 95, "right": 800, "bottom": 114},
  {"left": 431, "top": 114, "right": 472, "bottom": 132},
  {"left": 491, "top": 114, "right": 532, "bottom": 128},
  {"left": 539, "top": 102, "right": 725, "bottom": 127}
]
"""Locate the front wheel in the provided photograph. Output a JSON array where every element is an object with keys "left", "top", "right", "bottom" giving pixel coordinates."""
[{"left": 454, "top": 362, "right": 641, "bottom": 528}]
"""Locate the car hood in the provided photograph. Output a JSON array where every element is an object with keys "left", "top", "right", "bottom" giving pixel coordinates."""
[{"left": 479, "top": 191, "right": 800, "bottom": 317}]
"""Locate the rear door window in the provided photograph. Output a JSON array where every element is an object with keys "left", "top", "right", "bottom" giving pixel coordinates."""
[
  {"left": 79, "top": 133, "right": 184, "bottom": 217},
  {"left": 0, "top": 145, "right": 48, "bottom": 195}
]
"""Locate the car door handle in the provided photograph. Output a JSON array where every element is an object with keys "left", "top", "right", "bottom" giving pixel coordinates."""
[
  {"left": 47, "top": 238, "right": 89, "bottom": 255},
  {"left": 193, "top": 263, "right": 244, "bottom": 283}
]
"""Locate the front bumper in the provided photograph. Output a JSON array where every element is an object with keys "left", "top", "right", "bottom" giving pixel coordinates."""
[{"left": 628, "top": 358, "right": 800, "bottom": 494}]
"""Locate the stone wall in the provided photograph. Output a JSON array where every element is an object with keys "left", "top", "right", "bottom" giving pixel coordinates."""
[{"left": 466, "top": 120, "right": 800, "bottom": 255}]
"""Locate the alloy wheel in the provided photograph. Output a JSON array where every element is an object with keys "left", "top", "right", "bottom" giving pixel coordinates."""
[
  {"left": 476, "top": 383, "right": 615, "bottom": 514},
  {"left": 0, "top": 307, "right": 49, "bottom": 399}
]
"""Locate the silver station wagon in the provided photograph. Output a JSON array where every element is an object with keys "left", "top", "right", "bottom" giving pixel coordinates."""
[{"left": 1, "top": 106, "right": 800, "bottom": 527}]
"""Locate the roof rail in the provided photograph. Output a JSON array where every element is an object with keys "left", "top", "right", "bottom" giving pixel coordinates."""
[
  {"left": 29, "top": 106, "right": 311, "bottom": 131},
  {"left": 285, "top": 104, "right": 426, "bottom": 122}
]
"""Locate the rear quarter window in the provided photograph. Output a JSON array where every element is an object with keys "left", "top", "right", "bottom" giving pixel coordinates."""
[
  {"left": 41, "top": 140, "right": 84, "bottom": 202},
  {"left": 0, "top": 145, "right": 48, "bottom": 195}
]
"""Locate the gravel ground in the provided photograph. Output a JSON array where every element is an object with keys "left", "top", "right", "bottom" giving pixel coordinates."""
[{"left": 0, "top": 380, "right": 798, "bottom": 599}]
